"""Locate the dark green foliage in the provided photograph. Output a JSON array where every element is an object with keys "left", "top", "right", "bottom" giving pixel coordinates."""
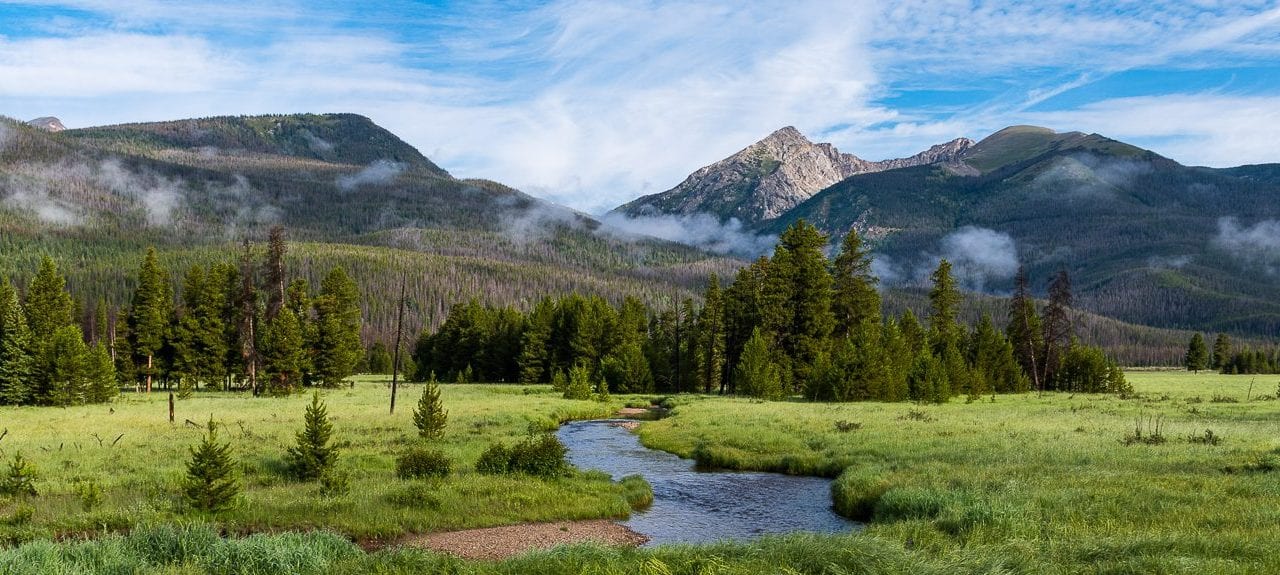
[
  {"left": 1218, "top": 347, "right": 1280, "bottom": 375},
  {"left": 1006, "top": 266, "right": 1044, "bottom": 391},
  {"left": 831, "top": 229, "right": 881, "bottom": 338},
  {"left": 126, "top": 248, "right": 172, "bottom": 392},
  {"left": 475, "top": 443, "right": 512, "bottom": 475},
  {"left": 908, "top": 351, "right": 950, "bottom": 404},
  {"left": 0, "top": 283, "right": 33, "bottom": 405},
  {"left": 365, "top": 341, "right": 392, "bottom": 374},
  {"left": 474, "top": 434, "right": 568, "bottom": 478},
  {"left": 760, "top": 220, "right": 834, "bottom": 388},
  {"left": 927, "top": 259, "right": 962, "bottom": 353},
  {"left": 172, "top": 265, "right": 229, "bottom": 392},
  {"left": 563, "top": 362, "right": 594, "bottom": 400},
  {"left": 1058, "top": 343, "right": 1130, "bottom": 393},
  {"left": 412, "top": 378, "right": 448, "bottom": 439},
  {"left": 696, "top": 275, "right": 727, "bottom": 394},
  {"left": 0, "top": 453, "right": 37, "bottom": 498},
  {"left": 262, "top": 309, "right": 306, "bottom": 395},
  {"left": 395, "top": 447, "right": 452, "bottom": 479},
  {"left": 735, "top": 328, "right": 784, "bottom": 400},
  {"left": 182, "top": 420, "right": 240, "bottom": 512},
  {"left": 40, "top": 326, "right": 89, "bottom": 406},
  {"left": 1211, "top": 333, "right": 1231, "bottom": 370},
  {"left": 1185, "top": 333, "right": 1208, "bottom": 373},
  {"left": 286, "top": 393, "right": 339, "bottom": 481},
  {"left": 311, "top": 268, "right": 362, "bottom": 387},
  {"left": 601, "top": 340, "right": 653, "bottom": 394}
]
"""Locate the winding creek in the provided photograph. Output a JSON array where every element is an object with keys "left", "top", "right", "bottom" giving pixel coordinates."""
[{"left": 557, "top": 420, "right": 857, "bottom": 546}]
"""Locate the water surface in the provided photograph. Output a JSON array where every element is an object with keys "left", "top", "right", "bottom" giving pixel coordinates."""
[{"left": 558, "top": 419, "right": 856, "bottom": 546}]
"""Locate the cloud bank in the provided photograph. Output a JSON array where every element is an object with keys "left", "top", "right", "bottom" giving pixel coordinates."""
[
  {"left": 337, "top": 160, "right": 404, "bottom": 191},
  {"left": 1215, "top": 217, "right": 1280, "bottom": 273},
  {"left": 597, "top": 213, "right": 777, "bottom": 257}
]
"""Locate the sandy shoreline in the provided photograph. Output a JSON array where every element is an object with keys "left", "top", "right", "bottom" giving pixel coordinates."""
[{"left": 398, "top": 519, "right": 648, "bottom": 560}]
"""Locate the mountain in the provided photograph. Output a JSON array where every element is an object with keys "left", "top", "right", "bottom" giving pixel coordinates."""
[
  {"left": 0, "top": 114, "right": 737, "bottom": 341},
  {"left": 765, "top": 125, "right": 1280, "bottom": 336},
  {"left": 26, "top": 116, "right": 65, "bottom": 132},
  {"left": 613, "top": 126, "right": 973, "bottom": 225}
]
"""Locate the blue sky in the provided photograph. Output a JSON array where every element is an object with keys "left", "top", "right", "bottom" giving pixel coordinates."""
[{"left": 2, "top": 1, "right": 1279, "bottom": 213}]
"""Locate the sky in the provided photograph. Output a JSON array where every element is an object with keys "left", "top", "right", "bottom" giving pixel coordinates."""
[{"left": 2, "top": 1, "right": 1279, "bottom": 214}]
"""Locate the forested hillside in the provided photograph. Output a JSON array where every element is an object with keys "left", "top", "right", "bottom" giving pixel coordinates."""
[
  {"left": 765, "top": 126, "right": 1280, "bottom": 338},
  {"left": 0, "top": 115, "right": 739, "bottom": 342}
]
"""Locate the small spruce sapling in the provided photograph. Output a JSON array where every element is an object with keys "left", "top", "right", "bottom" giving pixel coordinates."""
[
  {"left": 413, "top": 374, "right": 448, "bottom": 439},
  {"left": 182, "top": 419, "right": 240, "bottom": 512},
  {"left": 286, "top": 392, "right": 339, "bottom": 481}
]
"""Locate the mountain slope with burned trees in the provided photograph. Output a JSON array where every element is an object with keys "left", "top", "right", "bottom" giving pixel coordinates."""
[{"left": 0, "top": 115, "right": 738, "bottom": 348}]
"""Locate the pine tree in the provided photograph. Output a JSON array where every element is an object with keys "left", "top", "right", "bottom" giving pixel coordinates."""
[
  {"left": 264, "top": 226, "right": 287, "bottom": 322},
  {"left": 286, "top": 392, "right": 339, "bottom": 481},
  {"left": 722, "top": 257, "right": 767, "bottom": 395},
  {"left": 412, "top": 376, "right": 448, "bottom": 439},
  {"left": 0, "top": 284, "right": 33, "bottom": 405},
  {"left": 908, "top": 351, "right": 949, "bottom": 404},
  {"left": 696, "top": 275, "right": 726, "bottom": 394},
  {"left": 312, "top": 268, "right": 362, "bottom": 387},
  {"left": 127, "top": 248, "right": 172, "bottom": 393},
  {"left": 518, "top": 298, "right": 554, "bottom": 383},
  {"left": 927, "top": 259, "right": 962, "bottom": 353},
  {"left": 1041, "top": 270, "right": 1074, "bottom": 389},
  {"left": 831, "top": 228, "right": 881, "bottom": 338},
  {"left": 366, "top": 342, "right": 392, "bottom": 374},
  {"left": 236, "top": 240, "right": 260, "bottom": 393},
  {"left": 735, "top": 328, "right": 783, "bottom": 400},
  {"left": 1006, "top": 266, "right": 1043, "bottom": 391},
  {"left": 760, "top": 220, "right": 834, "bottom": 390},
  {"left": 41, "top": 326, "right": 87, "bottom": 406},
  {"left": 174, "top": 265, "right": 229, "bottom": 394},
  {"left": 563, "top": 362, "right": 593, "bottom": 400},
  {"left": 1211, "top": 333, "right": 1231, "bottom": 371},
  {"left": 601, "top": 340, "right": 654, "bottom": 393},
  {"left": 262, "top": 308, "right": 306, "bottom": 395},
  {"left": 84, "top": 342, "right": 118, "bottom": 403},
  {"left": 1184, "top": 333, "right": 1208, "bottom": 373},
  {"left": 183, "top": 419, "right": 239, "bottom": 512},
  {"left": 24, "top": 256, "right": 75, "bottom": 345}
]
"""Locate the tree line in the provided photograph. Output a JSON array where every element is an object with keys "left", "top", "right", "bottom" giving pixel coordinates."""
[
  {"left": 414, "top": 220, "right": 1129, "bottom": 401},
  {"left": 0, "top": 227, "right": 364, "bottom": 405},
  {"left": 1184, "top": 332, "right": 1280, "bottom": 375}
]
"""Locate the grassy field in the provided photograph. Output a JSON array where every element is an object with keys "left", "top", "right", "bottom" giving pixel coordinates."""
[
  {"left": 0, "top": 377, "right": 633, "bottom": 544},
  {"left": 2, "top": 371, "right": 1279, "bottom": 573},
  {"left": 638, "top": 370, "right": 1280, "bottom": 573}
]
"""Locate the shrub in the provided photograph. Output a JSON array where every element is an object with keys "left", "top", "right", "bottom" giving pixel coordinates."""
[
  {"left": 619, "top": 474, "right": 653, "bottom": 510},
  {"left": 396, "top": 447, "right": 452, "bottom": 479},
  {"left": 0, "top": 453, "right": 37, "bottom": 498},
  {"left": 182, "top": 420, "right": 240, "bottom": 513},
  {"left": 475, "top": 443, "right": 512, "bottom": 475},
  {"left": 412, "top": 378, "right": 448, "bottom": 439},
  {"left": 832, "top": 467, "right": 890, "bottom": 521},
  {"left": 474, "top": 434, "right": 568, "bottom": 478},
  {"left": 1187, "top": 429, "right": 1222, "bottom": 446},
  {"left": 286, "top": 392, "right": 339, "bottom": 481},
  {"left": 563, "top": 363, "right": 593, "bottom": 400},
  {"left": 76, "top": 480, "right": 103, "bottom": 511},
  {"left": 319, "top": 468, "right": 349, "bottom": 497}
]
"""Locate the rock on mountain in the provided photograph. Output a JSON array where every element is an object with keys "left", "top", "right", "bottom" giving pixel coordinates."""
[
  {"left": 26, "top": 117, "right": 65, "bottom": 132},
  {"left": 614, "top": 126, "right": 973, "bottom": 225}
]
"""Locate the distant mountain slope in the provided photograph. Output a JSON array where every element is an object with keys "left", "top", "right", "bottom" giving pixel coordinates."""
[
  {"left": 768, "top": 126, "right": 1280, "bottom": 336},
  {"left": 613, "top": 126, "right": 972, "bottom": 225}
]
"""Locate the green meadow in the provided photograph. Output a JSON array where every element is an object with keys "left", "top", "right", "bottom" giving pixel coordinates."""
[{"left": 1, "top": 371, "right": 1279, "bottom": 573}]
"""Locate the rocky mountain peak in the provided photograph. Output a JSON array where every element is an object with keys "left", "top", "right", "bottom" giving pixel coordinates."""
[
  {"left": 27, "top": 117, "right": 66, "bottom": 132},
  {"left": 614, "top": 127, "right": 973, "bottom": 225}
]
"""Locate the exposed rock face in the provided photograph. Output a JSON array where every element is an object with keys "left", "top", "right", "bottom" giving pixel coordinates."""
[
  {"left": 27, "top": 117, "right": 66, "bottom": 132},
  {"left": 614, "top": 127, "right": 973, "bottom": 225}
]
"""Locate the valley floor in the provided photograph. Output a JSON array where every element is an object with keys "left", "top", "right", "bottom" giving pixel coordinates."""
[{"left": 1, "top": 371, "right": 1277, "bottom": 573}]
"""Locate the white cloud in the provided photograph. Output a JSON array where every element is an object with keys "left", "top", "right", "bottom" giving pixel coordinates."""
[
  {"left": 1215, "top": 217, "right": 1280, "bottom": 273},
  {"left": 0, "top": 34, "right": 237, "bottom": 97},
  {"left": 337, "top": 160, "right": 405, "bottom": 191},
  {"left": 597, "top": 212, "right": 777, "bottom": 257},
  {"left": 936, "top": 226, "right": 1019, "bottom": 293}
]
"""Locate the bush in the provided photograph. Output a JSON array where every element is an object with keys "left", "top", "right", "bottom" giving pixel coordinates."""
[
  {"left": 832, "top": 467, "right": 890, "bottom": 521},
  {"left": 474, "top": 434, "right": 568, "bottom": 478},
  {"left": 318, "top": 468, "right": 349, "bottom": 497},
  {"left": 475, "top": 443, "right": 512, "bottom": 475},
  {"left": 563, "top": 363, "right": 593, "bottom": 400},
  {"left": 0, "top": 453, "right": 37, "bottom": 498},
  {"left": 396, "top": 447, "right": 452, "bottom": 479},
  {"left": 619, "top": 474, "right": 653, "bottom": 510}
]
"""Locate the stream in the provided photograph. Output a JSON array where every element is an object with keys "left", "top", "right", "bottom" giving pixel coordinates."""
[{"left": 557, "top": 419, "right": 857, "bottom": 546}]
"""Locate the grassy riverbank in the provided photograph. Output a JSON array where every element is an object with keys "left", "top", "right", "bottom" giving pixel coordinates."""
[
  {"left": 3, "top": 372, "right": 1278, "bottom": 573},
  {"left": 0, "top": 378, "right": 632, "bottom": 543},
  {"left": 639, "top": 371, "right": 1280, "bottom": 573}
]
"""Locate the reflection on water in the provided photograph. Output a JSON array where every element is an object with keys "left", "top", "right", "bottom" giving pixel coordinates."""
[{"left": 558, "top": 419, "right": 857, "bottom": 546}]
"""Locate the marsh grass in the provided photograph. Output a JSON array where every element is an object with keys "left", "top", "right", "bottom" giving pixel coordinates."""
[
  {"left": 0, "top": 378, "right": 631, "bottom": 543},
  {"left": 638, "top": 371, "right": 1280, "bottom": 573}
]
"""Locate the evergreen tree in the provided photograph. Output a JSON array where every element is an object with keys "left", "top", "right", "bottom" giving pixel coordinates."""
[
  {"left": 735, "top": 328, "right": 784, "bottom": 400},
  {"left": 24, "top": 256, "right": 75, "bottom": 345},
  {"left": 0, "top": 284, "right": 33, "bottom": 405},
  {"left": 264, "top": 226, "right": 287, "bottom": 322},
  {"left": 760, "top": 220, "right": 834, "bottom": 389},
  {"left": 927, "top": 259, "right": 962, "bottom": 353},
  {"left": 831, "top": 228, "right": 881, "bottom": 338},
  {"left": 262, "top": 308, "right": 305, "bottom": 395},
  {"left": 41, "top": 326, "right": 88, "bottom": 406},
  {"left": 183, "top": 419, "right": 239, "bottom": 512},
  {"left": 236, "top": 240, "right": 260, "bottom": 393},
  {"left": 908, "top": 351, "right": 949, "bottom": 404},
  {"left": 563, "top": 362, "right": 593, "bottom": 400},
  {"left": 518, "top": 298, "right": 554, "bottom": 383},
  {"left": 1041, "top": 269, "right": 1073, "bottom": 389},
  {"left": 601, "top": 340, "right": 654, "bottom": 393},
  {"left": 696, "top": 275, "right": 727, "bottom": 394},
  {"left": 1211, "top": 333, "right": 1231, "bottom": 371},
  {"left": 1184, "top": 333, "right": 1208, "bottom": 373},
  {"left": 127, "top": 248, "right": 172, "bottom": 393},
  {"left": 312, "top": 268, "right": 362, "bottom": 387},
  {"left": 173, "top": 265, "right": 229, "bottom": 393},
  {"left": 286, "top": 392, "right": 339, "bottom": 481},
  {"left": 722, "top": 258, "right": 767, "bottom": 395},
  {"left": 365, "top": 342, "right": 392, "bottom": 374},
  {"left": 1006, "top": 266, "right": 1043, "bottom": 391},
  {"left": 412, "top": 376, "right": 448, "bottom": 439},
  {"left": 880, "top": 319, "right": 912, "bottom": 402},
  {"left": 84, "top": 342, "right": 118, "bottom": 403},
  {"left": 678, "top": 298, "right": 700, "bottom": 392}
]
